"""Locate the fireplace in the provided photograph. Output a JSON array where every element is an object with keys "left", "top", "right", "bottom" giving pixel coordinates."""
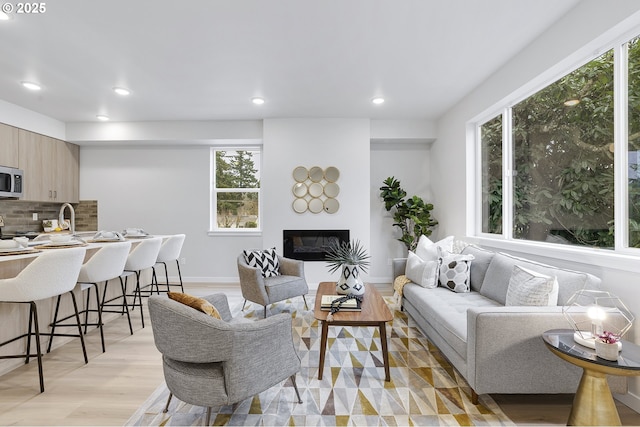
[{"left": 283, "top": 229, "right": 350, "bottom": 261}]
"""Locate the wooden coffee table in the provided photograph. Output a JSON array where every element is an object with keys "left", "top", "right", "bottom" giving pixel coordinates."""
[{"left": 314, "top": 281, "right": 394, "bottom": 381}]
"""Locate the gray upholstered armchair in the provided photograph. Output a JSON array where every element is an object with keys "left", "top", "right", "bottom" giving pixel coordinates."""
[
  {"left": 148, "top": 293, "right": 302, "bottom": 425},
  {"left": 237, "top": 254, "right": 309, "bottom": 317}
]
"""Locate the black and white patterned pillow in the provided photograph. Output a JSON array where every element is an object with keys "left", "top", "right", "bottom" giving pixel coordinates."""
[
  {"left": 438, "top": 247, "right": 474, "bottom": 293},
  {"left": 243, "top": 248, "right": 281, "bottom": 278}
]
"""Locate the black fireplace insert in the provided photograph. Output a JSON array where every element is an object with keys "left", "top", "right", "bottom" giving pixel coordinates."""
[{"left": 283, "top": 229, "right": 350, "bottom": 261}]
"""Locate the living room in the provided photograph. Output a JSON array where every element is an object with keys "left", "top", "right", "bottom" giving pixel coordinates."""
[{"left": 2, "top": 1, "right": 640, "bottom": 425}]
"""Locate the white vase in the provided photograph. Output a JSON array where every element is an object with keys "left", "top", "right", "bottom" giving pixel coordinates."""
[
  {"left": 595, "top": 339, "right": 620, "bottom": 361},
  {"left": 336, "top": 264, "right": 365, "bottom": 295}
]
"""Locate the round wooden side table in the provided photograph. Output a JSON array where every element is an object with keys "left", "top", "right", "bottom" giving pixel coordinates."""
[{"left": 543, "top": 329, "right": 640, "bottom": 426}]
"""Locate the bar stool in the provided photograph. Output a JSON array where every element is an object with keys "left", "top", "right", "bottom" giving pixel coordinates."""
[
  {"left": 0, "top": 247, "right": 86, "bottom": 392},
  {"left": 121, "top": 237, "right": 162, "bottom": 329},
  {"left": 47, "top": 241, "right": 132, "bottom": 353},
  {"left": 151, "top": 234, "right": 185, "bottom": 293}
]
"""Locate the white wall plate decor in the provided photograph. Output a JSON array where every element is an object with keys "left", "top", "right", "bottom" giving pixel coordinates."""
[
  {"left": 324, "top": 182, "right": 339, "bottom": 198},
  {"left": 292, "top": 198, "right": 308, "bottom": 213},
  {"left": 309, "top": 166, "right": 324, "bottom": 182},
  {"left": 324, "top": 197, "right": 339, "bottom": 214},
  {"left": 324, "top": 166, "right": 340, "bottom": 182},
  {"left": 291, "top": 165, "right": 340, "bottom": 214},
  {"left": 292, "top": 182, "right": 307, "bottom": 197},
  {"left": 293, "top": 166, "right": 308, "bottom": 183},
  {"left": 308, "top": 198, "right": 323, "bottom": 213}
]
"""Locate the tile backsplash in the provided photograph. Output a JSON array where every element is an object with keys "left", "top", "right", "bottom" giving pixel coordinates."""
[{"left": 0, "top": 200, "right": 98, "bottom": 235}]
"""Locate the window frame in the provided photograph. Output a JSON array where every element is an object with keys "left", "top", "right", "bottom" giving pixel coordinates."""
[
  {"left": 469, "top": 27, "right": 640, "bottom": 274},
  {"left": 209, "top": 146, "right": 262, "bottom": 235}
]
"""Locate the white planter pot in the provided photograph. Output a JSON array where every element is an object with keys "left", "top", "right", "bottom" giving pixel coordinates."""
[
  {"left": 335, "top": 264, "right": 365, "bottom": 295},
  {"left": 595, "top": 339, "right": 620, "bottom": 361}
]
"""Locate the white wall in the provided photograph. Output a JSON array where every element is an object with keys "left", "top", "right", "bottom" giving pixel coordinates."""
[
  {"left": 80, "top": 145, "right": 261, "bottom": 282},
  {"left": 432, "top": 1, "right": 640, "bottom": 410},
  {"left": 0, "top": 99, "right": 66, "bottom": 139},
  {"left": 262, "top": 118, "right": 371, "bottom": 285},
  {"left": 370, "top": 141, "right": 432, "bottom": 281}
]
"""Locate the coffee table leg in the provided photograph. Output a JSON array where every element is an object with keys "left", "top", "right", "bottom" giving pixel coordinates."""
[
  {"left": 318, "top": 320, "right": 328, "bottom": 380},
  {"left": 379, "top": 322, "right": 390, "bottom": 382}
]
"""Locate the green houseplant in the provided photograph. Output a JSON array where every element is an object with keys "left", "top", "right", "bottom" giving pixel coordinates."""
[
  {"left": 325, "top": 239, "right": 370, "bottom": 295},
  {"left": 379, "top": 176, "right": 438, "bottom": 251}
]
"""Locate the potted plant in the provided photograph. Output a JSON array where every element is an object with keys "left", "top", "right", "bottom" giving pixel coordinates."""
[
  {"left": 325, "top": 239, "right": 370, "bottom": 295},
  {"left": 379, "top": 176, "right": 438, "bottom": 251},
  {"left": 595, "top": 331, "right": 621, "bottom": 361}
]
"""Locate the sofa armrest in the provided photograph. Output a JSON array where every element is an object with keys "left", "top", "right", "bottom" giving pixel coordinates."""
[
  {"left": 467, "top": 306, "right": 588, "bottom": 394},
  {"left": 392, "top": 258, "right": 407, "bottom": 280}
]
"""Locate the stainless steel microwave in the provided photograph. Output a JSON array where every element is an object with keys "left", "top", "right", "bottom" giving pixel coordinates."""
[{"left": 0, "top": 166, "right": 23, "bottom": 198}]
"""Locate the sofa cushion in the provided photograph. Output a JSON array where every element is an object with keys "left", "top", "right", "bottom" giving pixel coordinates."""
[
  {"left": 403, "top": 284, "right": 501, "bottom": 359},
  {"left": 461, "top": 245, "right": 495, "bottom": 292},
  {"left": 438, "top": 248, "right": 474, "bottom": 293},
  {"left": 505, "top": 265, "right": 559, "bottom": 306},
  {"left": 480, "top": 252, "right": 601, "bottom": 305},
  {"left": 405, "top": 251, "right": 438, "bottom": 288}
]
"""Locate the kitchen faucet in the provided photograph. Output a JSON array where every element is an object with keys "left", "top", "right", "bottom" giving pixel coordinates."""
[{"left": 59, "top": 203, "right": 75, "bottom": 235}]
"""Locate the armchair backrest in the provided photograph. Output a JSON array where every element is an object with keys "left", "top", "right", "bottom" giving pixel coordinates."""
[{"left": 148, "top": 296, "right": 233, "bottom": 363}]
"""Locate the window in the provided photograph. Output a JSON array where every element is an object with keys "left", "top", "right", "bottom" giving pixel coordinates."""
[
  {"left": 477, "top": 34, "right": 640, "bottom": 252},
  {"left": 211, "top": 148, "right": 261, "bottom": 231}
]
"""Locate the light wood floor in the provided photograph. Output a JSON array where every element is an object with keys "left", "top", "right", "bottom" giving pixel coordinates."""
[{"left": 0, "top": 283, "right": 639, "bottom": 426}]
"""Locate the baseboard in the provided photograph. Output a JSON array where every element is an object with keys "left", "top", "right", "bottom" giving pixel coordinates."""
[{"left": 614, "top": 391, "right": 640, "bottom": 414}]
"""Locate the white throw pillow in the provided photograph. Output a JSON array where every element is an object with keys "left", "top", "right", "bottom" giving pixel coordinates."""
[
  {"left": 438, "top": 247, "right": 474, "bottom": 293},
  {"left": 404, "top": 251, "right": 439, "bottom": 288},
  {"left": 505, "top": 265, "right": 559, "bottom": 306},
  {"left": 415, "top": 235, "right": 454, "bottom": 264}
]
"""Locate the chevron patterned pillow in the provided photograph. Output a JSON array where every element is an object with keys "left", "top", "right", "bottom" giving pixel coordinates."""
[{"left": 243, "top": 248, "right": 281, "bottom": 277}]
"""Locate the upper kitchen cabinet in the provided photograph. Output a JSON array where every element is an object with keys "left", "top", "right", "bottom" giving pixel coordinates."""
[
  {"left": 0, "top": 123, "right": 20, "bottom": 168},
  {"left": 18, "top": 130, "right": 79, "bottom": 203}
]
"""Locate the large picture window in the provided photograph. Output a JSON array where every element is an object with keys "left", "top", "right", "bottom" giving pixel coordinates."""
[
  {"left": 211, "top": 148, "right": 261, "bottom": 231},
  {"left": 477, "top": 34, "right": 640, "bottom": 251}
]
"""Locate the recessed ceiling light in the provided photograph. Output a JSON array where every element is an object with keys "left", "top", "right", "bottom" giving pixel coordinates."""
[
  {"left": 252, "top": 97, "right": 265, "bottom": 105},
  {"left": 113, "top": 87, "right": 130, "bottom": 96},
  {"left": 96, "top": 115, "right": 110, "bottom": 121},
  {"left": 372, "top": 97, "right": 385, "bottom": 105},
  {"left": 21, "top": 81, "right": 41, "bottom": 91}
]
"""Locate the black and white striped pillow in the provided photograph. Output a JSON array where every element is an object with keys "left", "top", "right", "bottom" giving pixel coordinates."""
[{"left": 243, "top": 248, "right": 281, "bottom": 277}]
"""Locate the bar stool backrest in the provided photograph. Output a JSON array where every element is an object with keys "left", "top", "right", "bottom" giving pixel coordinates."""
[
  {"left": 125, "top": 237, "right": 162, "bottom": 271},
  {"left": 156, "top": 234, "right": 185, "bottom": 263},
  {"left": 77, "top": 241, "right": 132, "bottom": 283},
  {"left": 0, "top": 247, "right": 86, "bottom": 302}
]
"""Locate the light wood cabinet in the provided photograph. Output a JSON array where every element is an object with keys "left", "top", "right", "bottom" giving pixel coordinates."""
[
  {"left": 0, "top": 123, "right": 20, "bottom": 168},
  {"left": 18, "top": 130, "right": 79, "bottom": 202}
]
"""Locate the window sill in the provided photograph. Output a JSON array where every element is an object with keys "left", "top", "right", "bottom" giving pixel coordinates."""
[
  {"left": 208, "top": 230, "right": 262, "bottom": 237},
  {"left": 472, "top": 236, "right": 640, "bottom": 275}
]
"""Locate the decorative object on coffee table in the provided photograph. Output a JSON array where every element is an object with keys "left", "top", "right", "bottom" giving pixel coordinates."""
[
  {"left": 595, "top": 331, "right": 621, "bottom": 361},
  {"left": 325, "top": 239, "right": 370, "bottom": 295}
]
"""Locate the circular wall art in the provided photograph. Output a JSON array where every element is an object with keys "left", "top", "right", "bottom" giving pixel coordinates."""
[
  {"left": 293, "top": 166, "right": 308, "bottom": 183},
  {"left": 291, "top": 165, "right": 340, "bottom": 214},
  {"left": 309, "top": 166, "right": 324, "bottom": 182},
  {"left": 292, "top": 198, "right": 308, "bottom": 213},
  {"left": 324, "top": 198, "right": 339, "bottom": 214}
]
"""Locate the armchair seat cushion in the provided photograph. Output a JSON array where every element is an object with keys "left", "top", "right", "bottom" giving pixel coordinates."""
[{"left": 265, "top": 275, "right": 308, "bottom": 302}]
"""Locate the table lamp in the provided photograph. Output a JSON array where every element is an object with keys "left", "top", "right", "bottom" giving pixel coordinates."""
[{"left": 562, "top": 289, "right": 634, "bottom": 350}]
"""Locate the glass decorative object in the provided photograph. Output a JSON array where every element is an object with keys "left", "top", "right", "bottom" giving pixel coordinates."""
[{"left": 563, "top": 289, "right": 634, "bottom": 349}]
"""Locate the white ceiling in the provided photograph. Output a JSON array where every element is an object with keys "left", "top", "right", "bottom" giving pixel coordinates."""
[{"left": 0, "top": 0, "right": 580, "bottom": 124}]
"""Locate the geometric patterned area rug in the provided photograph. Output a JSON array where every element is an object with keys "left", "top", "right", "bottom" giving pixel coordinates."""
[{"left": 125, "top": 295, "right": 515, "bottom": 426}]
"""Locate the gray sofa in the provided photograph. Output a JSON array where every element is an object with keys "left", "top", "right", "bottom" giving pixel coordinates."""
[{"left": 393, "top": 244, "right": 623, "bottom": 403}]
